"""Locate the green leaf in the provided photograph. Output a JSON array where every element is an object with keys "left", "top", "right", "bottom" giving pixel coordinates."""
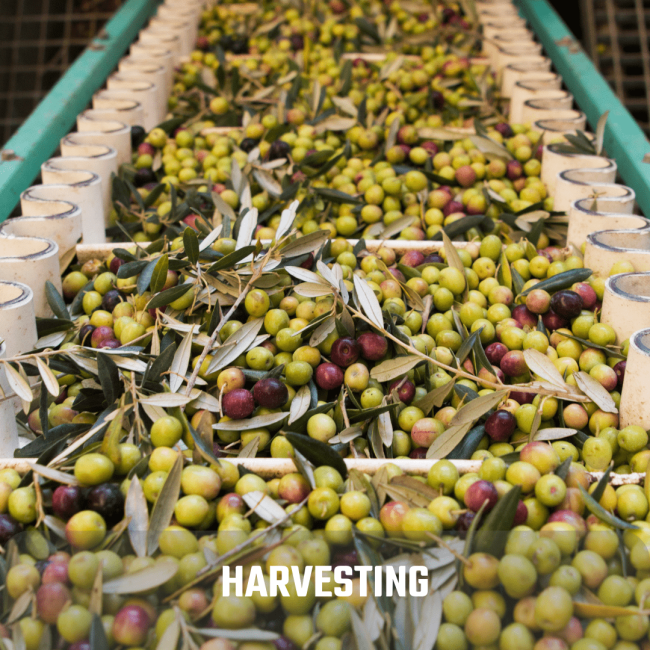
[
  {"left": 149, "top": 255, "right": 169, "bottom": 295},
  {"left": 45, "top": 281, "right": 70, "bottom": 320},
  {"left": 556, "top": 332, "right": 625, "bottom": 359},
  {"left": 554, "top": 456, "right": 572, "bottom": 481},
  {"left": 518, "top": 268, "right": 592, "bottom": 298},
  {"left": 412, "top": 380, "right": 455, "bottom": 416},
  {"left": 473, "top": 485, "right": 522, "bottom": 556},
  {"left": 590, "top": 465, "right": 612, "bottom": 504},
  {"left": 97, "top": 353, "right": 121, "bottom": 406},
  {"left": 355, "top": 17, "right": 381, "bottom": 43},
  {"left": 147, "top": 453, "right": 183, "bottom": 555},
  {"left": 185, "top": 416, "right": 221, "bottom": 466},
  {"left": 183, "top": 227, "right": 200, "bottom": 265},
  {"left": 431, "top": 214, "right": 491, "bottom": 241},
  {"left": 314, "top": 187, "right": 363, "bottom": 204},
  {"left": 579, "top": 485, "right": 638, "bottom": 530},
  {"left": 285, "top": 432, "right": 347, "bottom": 479},
  {"left": 511, "top": 266, "right": 525, "bottom": 296},
  {"left": 146, "top": 283, "right": 192, "bottom": 310},
  {"left": 90, "top": 613, "right": 110, "bottom": 650},
  {"left": 117, "top": 260, "right": 148, "bottom": 279},
  {"left": 206, "top": 246, "right": 256, "bottom": 273},
  {"left": 447, "top": 424, "right": 486, "bottom": 460},
  {"left": 144, "top": 343, "right": 176, "bottom": 385}
]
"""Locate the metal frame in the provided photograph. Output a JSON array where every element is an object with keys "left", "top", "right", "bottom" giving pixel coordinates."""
[
  {"left": 0, "top": 0, "right": 160, "bottom": 223},
  {"left": 516, "top": 0, "right": 650, "bottom": 217}
]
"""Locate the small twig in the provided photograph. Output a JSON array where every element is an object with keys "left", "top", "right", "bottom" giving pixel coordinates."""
[{"left": 426, "top": 532, "right": 471, "bottom": 567}]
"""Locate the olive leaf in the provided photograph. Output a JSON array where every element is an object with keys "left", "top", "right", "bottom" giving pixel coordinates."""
[
  {"left": 3, "top": 362, "right": 33, "bottom": 402},
  {"left": 413, "top": 591, "right": 442, "bottom": 650},
  {"left": 125, "top": 476, "right": 148, "bottom": 558},
  {"left": 518, "top": 268, "right": 592, "bottom": 298},
  {"left": 97, "top": 353, "right": 121, "bottom": 406},
  {"left": 293, "top": 282, "right": 335, "bottom": 298},
  {"left": 595, "top": 110, "right": 609, "bottom": 156},
  {"left": 205, "top": 318, "right": 264, "bottom": 376},
  {"left": 352, "top": 274, "right": 384, "bottom": 330},
  {"left": 238, "top": 436, "right": 260, "bottom": 458},
  {"left": 215, "top": 412, "right": 288, "bottom": 431},
  {"left": 377, "top": 410, "right": 393, "bottom": 447},
  {"left": 425, "top": 422, "right": 473, "bottom": 459},
  {"left": 101, "top": 406, "right": 124, "bottom": 468},
  {"left": 447, "top": 424, "right": 486, "bottom": 460},
  {"left": 524, "top": 348, "right": 566, "bottom": 387},
  {"left": 370, "top": 355, "right": 421, "bottom": 382},
  {"left": 139, "top": 393, "right": 194, "bottom": 407},
  {"left": 590, "top": 465, "right": 613, "bottom": 504},
  {"left": 242, "top": 490, "right": 288, "bottom": 525},
  {"left": 441, "top": 231, "right": 469, "bottom": 302},
  {"left": 579, "top": 484, "right": 637, "bottom": 530},
  {"left": 170, "top": 326, "right": 195, "bottom": 393},
  {"left": 532, "top": 427, "right": 578, "bottom": 441},
  {"left": 469, "top": 134, "right": 513, "bottom": 161},
  {"left": 473, "top": 485, "right": 522, "bottom": 556},
  {"left": 147, "top": 453, "right": 183, "bottom": 555},
  {"left": 90, "top": 614, "right": 110, "bottom": 650},
  {"left": 194, "top": 629, "right": 280, "bottom": 642},
  {"left": 103, "top": 562, "right": 179, "bottom": 594},
  {"left": 149, "top": 255, "right": 169, "bottom": 294},
  {"left": 147, "top": 283, "right": 194, "bottom": 310},
  {"left": 45, "top": 281, "right": 70, "bottom": 320},
  {"left": 573, "top": 602, "right": 649, "bottom": 619},
  {"left": 156, "top": 617, "right": 180, "bottom": 650},
  {"left": 450, "top": 389, "right": 508, "bottom": 426},
  {"left": 413, "top": 380, "right": 455, "bottom": 416},
  {"left": 26, "top": 462, "right": 78, "bottom": 486},
  {"left": 574, "top": 371, "right": 618, "bottom": 414},
  {"left": 285, "top": 266, "right": 329, "bottom": 285},
  {"left": 285, "top": 432, "right": 347, "bottom": 478},
  {"left": 289, "top": 385, "right": 311, "bottom": 425},
  {"left": 35, "top": 357, "right": 60, "bottom": 397}
]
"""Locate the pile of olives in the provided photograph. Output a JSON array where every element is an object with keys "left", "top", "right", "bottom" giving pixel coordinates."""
[{"left": 2, "top": 450, "right": 650, "bottom": 650}]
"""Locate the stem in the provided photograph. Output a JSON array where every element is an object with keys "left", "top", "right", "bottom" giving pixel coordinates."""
[{"left": 348, "top": 305, "right": 587, "bottom": 401}]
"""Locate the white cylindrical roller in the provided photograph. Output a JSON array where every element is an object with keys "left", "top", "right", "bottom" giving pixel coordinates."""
[
  {"left": 8, "top": 186, "right": 82, "bottom": 260},
  {"left": 59, "top": 136, "right": 118, "bottom": 218},
  {"left": 541, "top": 145, "right": 614, "bottom": 196},
  {"left": 567, "top": 196, "right": 646, "bottom": 250},
  {"left": 0, "top": 236, "right": 60, "bottom": 318},
  {"left": 105, "top": 76, "right": 159, "bottom": 130},
  {"left": 148, "top": 17, "right": 195, "bottom": 58},
  {"left": 0, "top": 282, "right": 37, "bottom": 357},
  {"left": 41, "top": 160, "right": 106, "bottom": 244},
  {"left": 520, "top": 95, "right": 575, "bottom": 124},
  {"left": 584, "top": 230, "right": 650, "bottom": 277},
  {"left": 129, "top": 43, "right": 175, "bottom": 92},
  {"left": 533, "top": 112, "right": 588, "bottom": 135},
  {"left": 554, "top": 164, "right": 625, "bottom": 211},
  {"left": 156, "top": 4, "right": 201, "bottom": 43},
  {"left": 602, "top": 274, "right": 650, "bottom": 345},
  {"left": 494, "top": 44, "right": 544, "bottom": 73},
  {"left": 501, "top": 58, "right": 553, "bottom": 97},
  {"left": 509, "top": 79, "right": 564, "bottom": 124},
  {"left": 107, "top": 70, "right": 165, "bottom": 127},
  {"left": 483, "top": 19, "right": 528, "bottom": 41},
  {"left": 0, "top": 342, "right": 20, "bottom": 457},
  {"left": 119, "top": 56, "right": 172, "bottom": 101},
  {"left": 621, "top": 329, "right": 650, "bottom": 428},
  {"left": 137, "top": 29, "right": 182, "bottom": 64},
  {"left": 484, "top": 29, "right": 534, "bottom": 60},
  {"left": 90, "top": 95, "right": 145, "bottom": 128},
  {"left": 76, "top": 112, "right": 131, "bottom": 167}
]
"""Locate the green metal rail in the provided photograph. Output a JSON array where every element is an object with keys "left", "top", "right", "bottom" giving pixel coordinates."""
[
  {"left": 0, "top": 0, "right": 160, "bottom": 223},
  {"left": 515, "top": 0, "right": 650, "bottom": 217}
]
